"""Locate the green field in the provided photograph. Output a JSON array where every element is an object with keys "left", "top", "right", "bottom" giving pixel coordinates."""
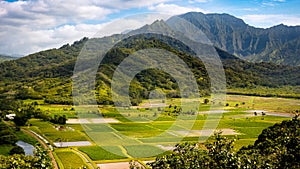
[
  {"left": 28, "top": 119, "right": 89, "bottom": 142},
  {"left": 225, "top": 94, "right": 300, "bottom": 113},
  {"left": 15, "top": 130, "right": 39, "bottom": 145},
  {"left": 38, "top": 104, "right": 77, "bottom": 118},
  {"left": 55, "top": 150, "right": 89, "bottom": 169},
  {"left": 0, "top": 145, "right": 14, "bottom": 156},
  {"left": 23, "top": 95, "right": 298, "bottom": 164},
  {"left": 124, "top": 145, "right": 165, "bottom": 158},
  {"left": 79, "top": 146, "right": 127, "bottom": 161}
]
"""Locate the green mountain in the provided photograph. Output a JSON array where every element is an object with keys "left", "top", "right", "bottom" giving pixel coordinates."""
[
  {"left": 0, "top": 19, "right": 300, "bottom": 105},
  {"left": 179, "top": 12, "right": 300, "bottom": 66}
]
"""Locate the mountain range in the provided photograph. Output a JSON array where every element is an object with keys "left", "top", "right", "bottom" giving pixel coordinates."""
[
  {"left": 0, "top": 12, "right": 300, "bottom": 105},
  {"left": 179, "top": 12, "right": 300, "bottom": 66}
]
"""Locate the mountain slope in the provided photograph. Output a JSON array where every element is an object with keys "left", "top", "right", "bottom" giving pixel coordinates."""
[
  {"left": 178, "top": 12, "right": 300, "bottom": 66},
  {"left": 0, "top": 19, "right": 300, "bottom": 105}
]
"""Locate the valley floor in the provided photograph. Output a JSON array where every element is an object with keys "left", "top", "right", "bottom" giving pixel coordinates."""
[{"left": 3, "top": 95, "right": 298, "bottom": 169}]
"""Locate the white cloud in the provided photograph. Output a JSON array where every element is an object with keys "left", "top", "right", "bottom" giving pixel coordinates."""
[
  {"left": 149, "top": 3, "right": 209, "bottom": 15},
  {"left": 240, "top": 8, "right": 259, "bottom": 12},
  {"left": 93, "top": 13, "right": 172, "bottom": 38},
  {"left": 0, "top": 23, "right": 106, "bottom": 55},
  {"left": 0, "top": 0, "right": 174, "bottom": 55},
  {"left": 241, "top": 14, "right": 300, "bottom": 28},
  {"left": 0, "top": 0, "right": 113, "bottom": 27},
  {"left": 261, "top": 2, "right": 276, "bottom": 7},
  {"left": 189, "top": 0, "right": 211, "bottom": 3},
  {"left": 92, "top": 0, "right": 172, "bottom": 9},
  {"left": 261, "top": 0, "right": 286, "bottom": 7}
]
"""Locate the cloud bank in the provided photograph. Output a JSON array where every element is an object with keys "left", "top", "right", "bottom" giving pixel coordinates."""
[{"left": 0, "top": 0, "right": 299, "bottom": 56}]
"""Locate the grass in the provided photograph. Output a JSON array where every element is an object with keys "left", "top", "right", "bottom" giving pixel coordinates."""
[
  {"left": 87, "top": 131, "right": 141, "bottom": 146},
  {"left": 78, "top": 146, "right": 127, "bottom": 160},
  {"left": 110, "top": 123, "right": 154, "bottom": 131},
  {"left": 0, "top": 145, "right": 14, "bottom": 156},
  {"left": 225, "top": 94, "right": 300, "bottom": 113},
  {"left": 28, "top": 119, "right": 88, "bottom": 142},
  {"left": 25, "top": 95, "right": 298, "bottom": 164},
  {"left": 111, "top": 123, "right": 164, "bottom": 138},
  {"left": 234, "top": 138, "right": 256, "bottom": 150},
  {"left": 15, "top": 130, "right": 39, "bottom": 145},
  {"left": 124, "top": 145, "right": 164, "bottom": 158},
  {"left": 55, "top": 150, "right": 89, "bottom": 169},
  {"left": 151, "top": 121, "right": 174, "bottom": 130},
  {"left": 38, "top": 104, "right": 77, "bottom": 118},
  {"left": 139, "top": 136, "right": 180, "bottom": 143}
]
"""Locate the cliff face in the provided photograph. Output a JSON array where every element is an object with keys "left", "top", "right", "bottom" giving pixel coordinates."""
[{"left": 179, "top": 12, "right": 300, "bottom": 66}]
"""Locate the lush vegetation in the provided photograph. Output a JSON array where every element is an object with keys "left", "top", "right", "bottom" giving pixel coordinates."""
[
  {"left": 0, "top": 146, "right": 52, "bottom": 169},
  {"left": 0, "top": 17, "right": 299, "bottom": 168},
  {"left": 78, "top": 146, "right": 126, "bottom": 161},
  {"left": 148, "top": 116, "right": 300, "bottom": 168},
  {"left": 0, "top": 121, "right": 17, "bottom": 145},
  {"left": 29, "top": 119, "right": 88, "bottom": 142},
  {"left": 0, "top": 121, "right": 38, "bottom": 156},
  {"left": 0, "top": 101, "right": 68, "bottom": 127},
  {"left": 0, "top": 33, "right": 300, "bottom": 106},
  {"left": 55, "top": 150, "right": 88, "bottom": 169}
]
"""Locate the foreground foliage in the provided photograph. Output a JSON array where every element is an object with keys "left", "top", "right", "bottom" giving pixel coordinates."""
[
  {"left": 148, "top": 116, "right": 300, "bottom": 169},
  {"left": 0, "top": 146, "right": 52, "bottom": 169},
  {"left": 0, "top": 121, "right": 17, "bottom": 145}
]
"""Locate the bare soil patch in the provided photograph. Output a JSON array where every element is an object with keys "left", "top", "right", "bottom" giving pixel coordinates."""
[
  {"left": 175, "top": 128, "right": 240, "bottom": 137},
  {"left": 66, "top": 118, "right": 119, "bottom": 124}
]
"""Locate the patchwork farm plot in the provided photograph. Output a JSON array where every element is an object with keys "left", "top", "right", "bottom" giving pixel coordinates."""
[{"left": 25, "top": 95, "right": 299, "bottom": 167}]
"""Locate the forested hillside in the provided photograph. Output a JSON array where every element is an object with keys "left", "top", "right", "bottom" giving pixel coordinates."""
[{"left": 0, "top": 31, "right": 300, "bottom": 105}]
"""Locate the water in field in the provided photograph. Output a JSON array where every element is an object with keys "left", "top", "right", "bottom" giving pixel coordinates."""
[{"left": 16, "top": 140, "right": 35, "bottom": 156}]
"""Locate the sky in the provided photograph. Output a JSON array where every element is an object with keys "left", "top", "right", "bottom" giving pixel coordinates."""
[{"left": 1, "top": 0, "right": 300, "bottom": 56}]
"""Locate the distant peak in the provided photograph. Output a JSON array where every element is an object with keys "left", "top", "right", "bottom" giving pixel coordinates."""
[
  {"left": 128, "top": 19, "right": 174, "bottom": 36},
  {"left": 179, "top": 12, "right": 247, "bottom": 27},
  {"left": 273, "top": 23, "right": 288, "bottom": 28}
]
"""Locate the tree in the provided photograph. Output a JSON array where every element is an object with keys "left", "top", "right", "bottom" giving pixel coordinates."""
[
  {"left": 206, "top": 134, "right": 239, "bottom": 169},
  {"left": 204, "top": 98, "right": 209, "bottom": 104},
  {"left": 0, "top": 121, "right": 17, "bottom": 145},
  {"left": 149, "top": 133, "right": 238, "bottom": 169},
  {"left": 0, "top": 145, "right": 52, "bottom": 169},
  {"left": 50, "top": 114, "right": 67, "bottom": 125},
  {"left": 9, "top": 146, "right": 25, "bottom": 155},
  {"left": 13, "top": 113, "right": 29, "bottom": 126},
  {"left": 149, "top": 142, "right": 210, "bottom": 168},
  {"left": 148, "top": 116, "right": 300, "bottom": 169},
  {"left": 239, "top": 115, "right": 300, "bottom": 168},
  {"left": 11, "top": 102, "right": 42, "bottom": 126},
  {"left": 32, "top": 146, "right": 53, "bottom": 169}
]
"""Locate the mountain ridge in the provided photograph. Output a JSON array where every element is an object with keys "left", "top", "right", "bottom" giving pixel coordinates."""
[
  {"left": 0, "top": 14, "right": 300, "bottom": 105},
  {"left": 178, "top": 12, "right": 300, "bottom": 66},
  {"left": 0, "top": 33, "right": 300, "bottom": 105}
]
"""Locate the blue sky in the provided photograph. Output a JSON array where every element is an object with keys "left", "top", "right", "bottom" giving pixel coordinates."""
[{"left": 1, "top": 0, "right": 300, "bottom": 56}]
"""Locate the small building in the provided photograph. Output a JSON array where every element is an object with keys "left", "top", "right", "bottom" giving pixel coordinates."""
[{"left": 5, "top": 113, "right": 16, "bottom": 120}]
